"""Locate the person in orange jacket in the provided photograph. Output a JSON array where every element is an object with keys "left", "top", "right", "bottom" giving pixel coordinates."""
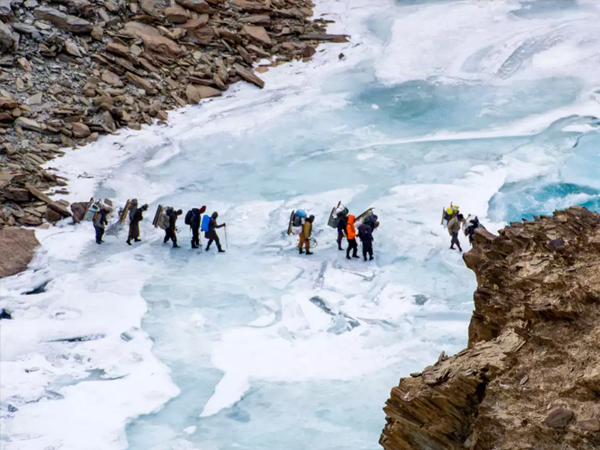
[{"left": 346, "top": 215, "right": 359, "bottom": 259}]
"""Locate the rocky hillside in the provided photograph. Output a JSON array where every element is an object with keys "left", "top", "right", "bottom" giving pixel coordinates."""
[
  {"left": 380, "top": 206, "right": 600, "bottom": 450},
  {"left": 0, "top": 0, "right": 343, "bottom": 229}
]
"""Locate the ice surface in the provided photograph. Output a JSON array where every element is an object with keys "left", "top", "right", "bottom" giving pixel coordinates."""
[{"left": 2, "top": 1, "right": 600, "bottom": 450}]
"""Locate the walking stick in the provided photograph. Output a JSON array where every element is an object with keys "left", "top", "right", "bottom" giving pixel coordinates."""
[{"left": 224, "top": 225, "right": 228, "bottom": 248}]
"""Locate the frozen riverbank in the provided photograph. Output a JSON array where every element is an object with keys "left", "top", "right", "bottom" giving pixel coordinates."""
[{"left": 2, "top": 1, "right": 600, "bottom": 450}]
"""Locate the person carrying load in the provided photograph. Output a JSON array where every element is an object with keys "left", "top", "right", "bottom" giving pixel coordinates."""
[
  {"left": 126, "top": 199, "right": 148, "bottom": 245},
  {"left": 186, "top": 206, "right": 207, "bottom": 249},
  {"left": 93, "top": 205, "right": 111, "bottom": 244},
  {"left": 463, "top": 214, "right": 484, "bottom": 245},
  {"left": 163, "top": 208, "right": 182, "bottom": 248},
  {"left": 441, "top": 203, "right": 460, "bottom": 228},
  {"left": 327, "top": 202, "right": 349, "bottom": 251},
  {"left": 448, "top": 213, "right": 465, "bottom": 252},
  {"left": 299, "top": 215, "right": 315, "bottom": 255}
]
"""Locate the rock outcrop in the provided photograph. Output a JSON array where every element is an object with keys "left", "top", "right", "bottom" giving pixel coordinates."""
[
  {"left": 380, "top": 206, "right": 600, "bottom": 450},
  {"left": 0, "top": 0, "right": 347, "bottom": 231},
  {"left": 0, "top": 227, "right": 40, "bottom": 278}
]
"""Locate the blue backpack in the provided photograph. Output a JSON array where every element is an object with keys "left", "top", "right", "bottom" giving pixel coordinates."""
[{"left": 201, "top": 215, "right": 210, "bottom": 232}]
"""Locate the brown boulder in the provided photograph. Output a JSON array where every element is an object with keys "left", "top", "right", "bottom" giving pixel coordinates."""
[
  {"left": 233, "top": 63, "right": 264, "bottom": 88},
  {"left": 185, "top": 84, "right": 200, "bottom": 104},
  {"left": 34, "top": 7, "right": 92, "bottom": 34},
  {"left": 174, "top": 0, "right": 211, "bottom": 13},
  {"left": 102, "top": 70, "right": 123, "bottom": 86},
  {"left": 0, "top": 228, "right": 39, "bottom": 278},
  {"left": 164, "top": 6, "right": 188, "bottom": 23},
  {"left": 543, "top": 408, "right": 574, "bottom": 429},
  {"left": 72, "top": 122, "right": 91, "bottom": 139},
  {"left": 123, "top": 21, "right": 182, "bottom": 59},
  {"left": 242, "top": 25, "right": 271, "bottom": 46},
  {"left": 178, "top": 18, "right": 214, "bottom": 44},
  {"left": 239, "top": 14, "right": 271, "bottom": 27},
  {"left": 140, "top": 0, "right": 165, "bottom": 16},
  {"left": 45, "top": 207, "right": 62, "bottom": 223},
  {"left": 4, "top": 188, "right": 31, "bottom": 202},
  {"left": 125, "top": 72, "right": 158, "bottom": 95},
  {"left": 197, "top": 85, "right": 221, "bottom": 99}
]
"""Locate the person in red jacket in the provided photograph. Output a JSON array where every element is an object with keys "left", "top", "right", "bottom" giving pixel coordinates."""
[{"left": 346, "top": 215, "right": 359, "bottom": 260}]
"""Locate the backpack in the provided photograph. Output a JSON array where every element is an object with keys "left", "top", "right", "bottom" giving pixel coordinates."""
[
  {"left": 358, "top": 225, "right": 370, "bottom": 241},
  {"left": 292, "top": 213, "right": 304, "bottom": 227},
  {"left": 184, "top": 210, "right": 193, "bottom": 226},
  {"left": 201, "top": 214, "right": 210, "bottom": 232},
  {"left": 157, "top": 210, "right": 170, "bottom": 230}
]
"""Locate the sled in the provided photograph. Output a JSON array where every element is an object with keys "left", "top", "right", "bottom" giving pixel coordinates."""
[
  {"left": 119, "top": 200, "right": 132, "bottom": 224},
  {"left": 356, "top": 207, "right": 374, "bottom": 223},
  {"left": 83, "top": 197, "right": 96, "bottom": 221},
  {"left": 327, "top": 201, "right": 349, "bottom": 229},
  {"left": 287, "top": 210, "right": 295, "bottom": 236},
  {"left": 153, "top": 204, "right": 163, "bottom": 228}
]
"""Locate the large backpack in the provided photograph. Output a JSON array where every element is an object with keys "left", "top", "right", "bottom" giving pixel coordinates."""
[
  {"left": 158, "top": 208, "right": 171, "bottom": 230},
  {"left": 184, "top": 210, "right": 193, "bottom": 226},
  {"left": 201, "top": 214, "right": 210, "bottom": 232}
]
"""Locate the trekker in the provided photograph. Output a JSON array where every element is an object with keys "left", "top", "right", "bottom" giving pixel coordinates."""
[
  {"left": 205, "top": 212, "right": 226, "bottom": 253},
  {"left": 93, "top": 206, "right": 109, "bottom": 244},
  {"left": 164, "top": 208, "right": 182, "bottom": 248},
  {"left": 299, "top": 215, "right": 315, "bottom": 255},
  {"left": 448, "top": 213, "right": 465, "bottom": 252},
  {"left": 127, "top": 202, "right": 148, "bottom": 245},
  {"left": 464, "top": 214, "right": 483, "bottom": 245},
  {"left": 358, "top": 221, "right": 374, "bottom": 261},
  {"left": 336, "top": 214, "right": 347, "bottom": 251},
  {"left": 190, "top": 205, "right": 207, "bottom": 249},
  {"left": 346, "top": 215, "right": 359, "bottom": 260}
]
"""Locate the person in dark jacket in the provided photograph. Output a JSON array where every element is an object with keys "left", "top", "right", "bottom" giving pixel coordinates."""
[
  {"left": 164, "top": 208, "right": 182, "bottom": 248},
  {"left": 126, "top": 203, "right": 148, "bottom": 245},
  {"left": 93, "top": 206, "right": 110, "bottom": 244},
  {"left": 190, "top": 205, "right": 207, "bottom": 249},
  {"left": 205, "top": 211, "right": 226, "bottom": 252},
  {"left": 336, "top": 214, "right": 347, "bottom": 251},
  {"left": 357, "top": 221, "right": 374, "bottom": 261}
]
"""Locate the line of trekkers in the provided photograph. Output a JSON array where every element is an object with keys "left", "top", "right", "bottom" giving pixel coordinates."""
[
  {"left": 89, "top": 199, "right": 226, "bottom": 252},
  {"left": 87, "top": 197, "right": 482, "bottom": 257}
]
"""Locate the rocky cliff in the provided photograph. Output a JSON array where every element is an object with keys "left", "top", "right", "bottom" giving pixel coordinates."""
[{"left": 380, "top": 206, "right": 600, "bottom": 450}]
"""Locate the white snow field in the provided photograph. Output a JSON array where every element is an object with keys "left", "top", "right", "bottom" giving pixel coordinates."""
[{"left": 2, "top": 1, "right": 600, "bottom": 449}]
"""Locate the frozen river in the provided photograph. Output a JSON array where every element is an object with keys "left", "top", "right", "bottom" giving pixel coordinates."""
[{"left": 2, "top": 1, "right": 600, "bottom": 449}]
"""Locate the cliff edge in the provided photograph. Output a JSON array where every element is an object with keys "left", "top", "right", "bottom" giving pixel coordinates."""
[{"left": 380, "top": 206, "right": 600, "bottom": 450}]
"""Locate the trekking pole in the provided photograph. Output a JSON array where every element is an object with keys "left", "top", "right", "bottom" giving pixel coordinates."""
[{"left": 224, "top": 225, "right": 228, "bottom": 249}]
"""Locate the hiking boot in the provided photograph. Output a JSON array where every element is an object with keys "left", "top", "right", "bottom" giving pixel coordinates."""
[
  {"left": 299, "top": 247, "right": 303, "bottom": 254},
  {"left": 369, "top": 256, "right": 374, "bottom": 261},
  {"left": 306, "top": 250, "right": 313, "bottom": 255},
  {"left": 126, "top": 239, "right": 132, "bottom": 246},
  {"left": 134, "top": 238, "right": 141, "bottom": 242},
  {"left": 353, "top": 255, "right": 359, "bottom": 258},
  {"left": 173, "top": 244, "right": 180, "bottom": 248},
  {"left": 338, "top": 244, "right": 343, "bottom": 251},
  {"left": 218, "top": 249, "right": 225, "bottom": 253},
  {"left": 364, "top": 256, "right": 367, "bottom": 261},
  {"left": 346, "top": 256, "right": 351, "bottom": 260}
]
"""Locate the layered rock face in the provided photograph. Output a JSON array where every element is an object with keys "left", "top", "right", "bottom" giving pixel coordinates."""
[{"left": 380, "top": 206, "right": 600, "bottom": 450}]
